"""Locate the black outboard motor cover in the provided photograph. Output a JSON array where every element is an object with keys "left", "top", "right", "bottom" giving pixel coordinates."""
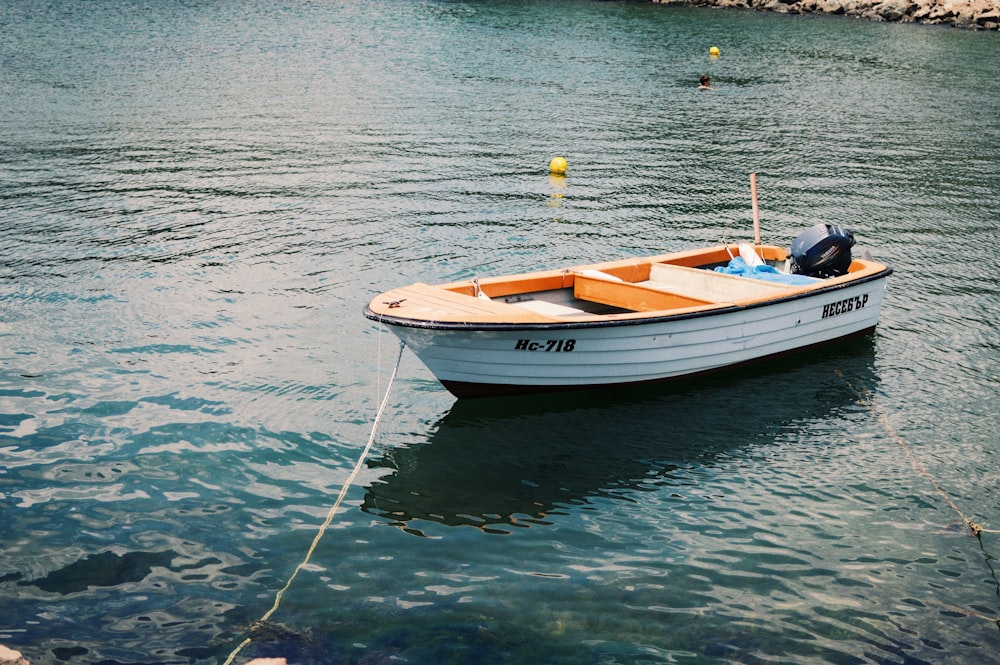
[{"left": 790, "top": 223, "right": 856, "bottom": 278}]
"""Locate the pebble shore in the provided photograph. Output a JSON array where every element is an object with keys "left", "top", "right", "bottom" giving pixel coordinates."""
[{"left": 651, "top": 0, "right": 1000, "bottom": 30}]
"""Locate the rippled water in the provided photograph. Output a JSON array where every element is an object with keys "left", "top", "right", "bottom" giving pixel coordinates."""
[{"left": 2, "top": 1, "right": 998, "bottom": 663}]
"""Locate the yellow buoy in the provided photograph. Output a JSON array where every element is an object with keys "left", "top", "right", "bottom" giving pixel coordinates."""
[
  {"left": 709, "top": 46, "right": 720, "bottom": 58},
  {"left": 549, "top": 156, "right": 568, "bottom": 175}
]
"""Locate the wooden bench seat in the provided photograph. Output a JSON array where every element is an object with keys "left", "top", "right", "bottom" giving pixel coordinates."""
[
  {"left": 640, "top": 262, "right": 800, "bottom": 303},
  {"left": 572, "top": 262, "right": 809, "bottom": 313},
  {"left": 573, "top": 273, "right": 712, "bottom": 312}
]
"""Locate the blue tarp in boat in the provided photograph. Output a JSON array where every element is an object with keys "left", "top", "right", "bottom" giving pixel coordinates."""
[{"left": 715, "top": 256, "right": 820, "bottom": 285}]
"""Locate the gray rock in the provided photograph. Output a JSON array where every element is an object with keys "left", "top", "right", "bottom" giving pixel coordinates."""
[{"left": 649, "top": 0, "right": 1000, "bottom": 29}]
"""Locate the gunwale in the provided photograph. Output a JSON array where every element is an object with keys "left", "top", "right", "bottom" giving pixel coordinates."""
[{"left": 364, "top": 244, "right": 893, "bottom": 332}]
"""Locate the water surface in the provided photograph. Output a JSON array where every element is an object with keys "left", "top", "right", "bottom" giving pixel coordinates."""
[{"left": 1, "top": 1, "right": 998, "bottom": 663}]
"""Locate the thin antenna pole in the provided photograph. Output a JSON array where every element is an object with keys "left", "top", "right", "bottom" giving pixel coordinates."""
[{"left": 750, "top": 173, "right": 761, "bottom": 245}]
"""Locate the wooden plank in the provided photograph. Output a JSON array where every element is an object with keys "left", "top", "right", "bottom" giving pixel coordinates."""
[
  {"left": 443, "top": 271, "right": 573, "bottom": 299},
  {"left": 573, "top": 274, "right": 712, "bottom": 312},
  {"left": 646, "top": 263, "right": 797, "bottom": 303},
  {"left": 367, "top": 283, "right": 584, "bottom": 324}
]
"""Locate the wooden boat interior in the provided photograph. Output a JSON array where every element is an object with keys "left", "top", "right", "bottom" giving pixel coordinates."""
[{"left": 368, "top": 244, "right": 885, "bottom": 324}]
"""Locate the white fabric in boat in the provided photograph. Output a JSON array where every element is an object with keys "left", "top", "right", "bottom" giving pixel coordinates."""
[{"left": 739, "top": 243, "right": 765, "bottom": 267}]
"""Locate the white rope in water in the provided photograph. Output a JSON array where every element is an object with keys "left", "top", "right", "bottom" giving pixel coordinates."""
[{"left": 223, "top": 339, "right": 405, "bottom": 665}]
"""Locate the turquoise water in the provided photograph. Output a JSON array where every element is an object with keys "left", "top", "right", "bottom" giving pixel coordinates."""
[{"left": 2, "top": 1, "right": 998, "bottom": 663}]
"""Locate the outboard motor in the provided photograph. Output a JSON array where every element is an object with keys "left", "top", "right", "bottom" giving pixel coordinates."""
[{"left": 790, "top": 223, "right": 856, "bottom": 278}]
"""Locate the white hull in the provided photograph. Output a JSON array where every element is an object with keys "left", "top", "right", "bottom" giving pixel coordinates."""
[
  {"left": 366, "top": 240, "right": 891, "bottom": 398},
  {"left": 386, "top": 276, "right": 887, "bottom": 397}
]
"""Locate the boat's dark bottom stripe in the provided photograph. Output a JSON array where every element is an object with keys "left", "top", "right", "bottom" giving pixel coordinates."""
[{"left": 441, "top": 326, "right": 878, "bottom": 399}]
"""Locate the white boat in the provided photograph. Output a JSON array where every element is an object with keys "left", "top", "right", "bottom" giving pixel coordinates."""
[{"left": 365, "top": 224, "right": 891, "bottom": 398}]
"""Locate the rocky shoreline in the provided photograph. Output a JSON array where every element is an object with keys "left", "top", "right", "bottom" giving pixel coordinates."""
[
  {"left": 650, "top": 0, "right": 1000, "bottom": 30},
  {"left": 0, "top": 644, "right": 284, "bottom": 665}
]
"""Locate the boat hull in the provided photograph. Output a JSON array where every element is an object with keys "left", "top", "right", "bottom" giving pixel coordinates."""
[{"left": 377, "top": 274, "right": 888, "bottom": 398}]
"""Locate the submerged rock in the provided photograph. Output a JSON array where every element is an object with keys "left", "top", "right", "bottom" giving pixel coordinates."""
[{"left": 0, "top": 645, "right": 29, "bottom": 665}]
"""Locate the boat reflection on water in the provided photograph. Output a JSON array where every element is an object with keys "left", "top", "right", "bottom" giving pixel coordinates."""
[{"left": 362, "top": 338, "right": 879, "bottom": 536}]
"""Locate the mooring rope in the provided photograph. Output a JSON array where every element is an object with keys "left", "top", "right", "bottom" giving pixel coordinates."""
[
  {"left": 223, "top": 339, "right": 405, "bottom": 665},
  {"left": 835, "top": 370, "right": 997, "bottom": 537},
  {"left": 835, "top": 369, "right": 1000, "bottom": 627}
]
